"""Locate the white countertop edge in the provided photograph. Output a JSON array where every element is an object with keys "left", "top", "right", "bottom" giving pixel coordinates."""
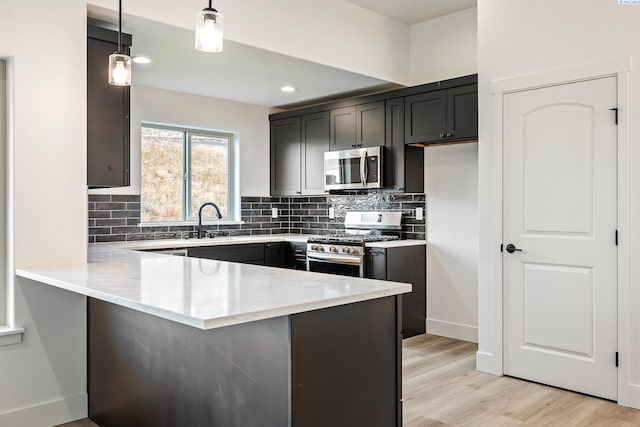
[{"left": 16, "top": 268, "right": 411, "bottom": 330}]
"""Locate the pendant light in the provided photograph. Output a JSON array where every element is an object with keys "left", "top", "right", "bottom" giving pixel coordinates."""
[
  {"left": 195, "top": 1, "right": 224, "bottom": 52},
  {"left": 108, "top": 0, "right": 131, "bottom": 86}
]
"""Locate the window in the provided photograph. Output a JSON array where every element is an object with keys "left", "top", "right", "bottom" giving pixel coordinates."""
[{"left": 140, "top": 123, "right": 236, "bottom": 223}]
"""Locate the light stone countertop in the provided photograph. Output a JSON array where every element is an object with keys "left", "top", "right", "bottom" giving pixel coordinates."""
[{"left": 16, "top": 234, "right": 411, "bottom": 330}]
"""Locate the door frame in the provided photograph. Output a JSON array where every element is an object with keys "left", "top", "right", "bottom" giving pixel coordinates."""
[{"left": 478, "top": 57, "right": 632, "bottom": 406}]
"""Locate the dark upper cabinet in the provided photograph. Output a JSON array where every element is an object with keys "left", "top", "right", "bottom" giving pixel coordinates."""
[
  {"left": 356, "top": 101, "right": 385, "bottom": 148},
  {"left": 330, "top": 106, "right": 356, "bottom": 151},
  {"left": 446, "top": 84, "right": 478, "bottom": 142},
  {"left": 270, "top": 117, "right": 302, "bottom": 196},
  {"left": 405, "top": 83, "right": 478, "bottom": 145},
  {"left": 301, "top": 112, "right": 329, "bottom": 195},
  {"left": 87, "top": 26, "right": 131, "bottom": 188},
  {"left": 404, "top": 90, "right": 446, "bottom": 145},
  {"left": 385, "top": 98, "right": 424, "bottom": 194}
]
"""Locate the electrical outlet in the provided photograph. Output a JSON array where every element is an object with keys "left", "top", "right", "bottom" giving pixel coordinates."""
[
  {"left": 416, "top": 207, "right": 424, "bottom": 220},
  {"left": 271, "top": 207, "right": 278, "bottom": 219},
  {"left": 328, "top": 207, "right": 335, "bottom": 219}
]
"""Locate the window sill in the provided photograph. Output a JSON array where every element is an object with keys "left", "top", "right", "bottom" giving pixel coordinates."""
[
  {"left": 138, "top": 220, "right": 245, "bottom": 227},
  {"left": 0, "top": 327, "right": 25, "bottom": 346}
]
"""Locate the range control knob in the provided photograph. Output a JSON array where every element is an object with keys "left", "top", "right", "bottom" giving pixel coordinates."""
[
  {"left": 350, "top": 247, "right": 358, "bottom": 255},
  {"left": 329, "top": 246, "right": 337, "bottom": 253},
  {"left": 310, "top": 245, "right": 317, "bottom": 251},
  {"left": 343, "top": 247, "right": 351, "bottom": 254},
  {"left": 316, "top": 245, "right": 325, "bottom": 252}
]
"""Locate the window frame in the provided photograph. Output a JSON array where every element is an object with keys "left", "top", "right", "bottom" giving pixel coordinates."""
[{"left": 140, "top": 122, "right": 237, "bottom": 223}]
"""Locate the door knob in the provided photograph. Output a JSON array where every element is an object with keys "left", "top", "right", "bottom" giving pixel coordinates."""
[{"left": 505, "top": 244, "right": 522, "bottom": 254}]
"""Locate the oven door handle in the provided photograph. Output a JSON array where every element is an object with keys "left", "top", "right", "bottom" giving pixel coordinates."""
[
  {"left": 307, "top": 254, "right": 362, "bottom": 265},
  {"left": 360, "top": 149, "right": 367, "bottom": 188}
]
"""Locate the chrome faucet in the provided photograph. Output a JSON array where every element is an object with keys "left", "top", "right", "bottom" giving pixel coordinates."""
[{"left": 197, "top": 202, "right": 223, "bottom": 238}]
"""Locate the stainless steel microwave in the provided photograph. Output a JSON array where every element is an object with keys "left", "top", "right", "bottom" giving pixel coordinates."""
[{"left": 324, "top": 146, "right": 383, "bottom": 190}]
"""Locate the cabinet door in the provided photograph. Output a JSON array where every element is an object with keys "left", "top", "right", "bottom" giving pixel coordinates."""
[
  {"left": 187, "top": 244, "right": 266, "bottom": 265},
  {"left": 87, "top": 35, "right": 130, "bottom": 188},
  {"left": 270, "top": 117, "right": 301, "bottom": 196},
  {"left": 446, "top": 84, "right": 478, "bottom": 142},
  {"left": 356, "top": 101, "right": 385, "bottom": 148},
  {"left": 265, "top": 242, "right": 286, "bottom": 268},
  {"left": 384, "top": 98, "right": 405, "bottom": 192},
  {"left": 386, "top": 98, "right": 424, "bottom": 193},
  {"left": 404, "top": 90, "right": 446, "bottom": 145},
  {"left": 330, "top": 106, "right": 356, "bottom": 151},
  {"left": 301, "top": 112, "right": 329, "bottom": 195}
]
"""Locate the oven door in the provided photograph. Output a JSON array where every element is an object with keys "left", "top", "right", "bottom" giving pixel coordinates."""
[
  {"left": 306, "top": 253, "right": 363, "bottom": 277},
  {"left": 324, "top": 146, "right": 382, "bottom": 190}
]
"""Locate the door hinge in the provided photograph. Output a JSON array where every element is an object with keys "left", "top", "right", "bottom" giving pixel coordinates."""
[
  {"left": 615, "top": 230, "right": 618, "bottom": 246},
  {"left": 500, "top": 244, "right": 504, "bottom": 253},
  {"left": 610, "top": 108, "right": 619, "bottom": 125},
  {"left": 616, "top": 351, "right": 619, "bottom": 367}
]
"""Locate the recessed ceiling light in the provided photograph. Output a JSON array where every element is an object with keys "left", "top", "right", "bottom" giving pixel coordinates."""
[
  {"left": 132, "top": 56, "right": 151, "bottom": 64},
  {"left": 281, "top": 86, "right": 296, "bottom": 93}
]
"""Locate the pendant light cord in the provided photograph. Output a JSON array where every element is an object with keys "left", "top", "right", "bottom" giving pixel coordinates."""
[{"left": 118, "top": 0, "right": 122, "bottom": 53}]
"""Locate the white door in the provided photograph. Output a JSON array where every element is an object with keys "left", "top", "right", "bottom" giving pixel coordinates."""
[{"left": 503, "top": 77, "right": 618, "bottom": 400}]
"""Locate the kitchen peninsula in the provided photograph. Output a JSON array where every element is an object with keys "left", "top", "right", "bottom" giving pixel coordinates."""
[{"left": 17, "top": 237, "right": 410, "bottom": 427}]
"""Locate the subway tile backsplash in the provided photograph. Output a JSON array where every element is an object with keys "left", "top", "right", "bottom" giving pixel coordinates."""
[{"left": 89, "top": 193, "right": 426, "bottom": 243}]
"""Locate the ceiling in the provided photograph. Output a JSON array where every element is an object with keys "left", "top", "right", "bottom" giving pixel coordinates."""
[
  {"left": 345, "top": 0, "right": 477, "bottom": 25},
  {"left": 88, "top": 0, "right": 477, "bottom": 109}
]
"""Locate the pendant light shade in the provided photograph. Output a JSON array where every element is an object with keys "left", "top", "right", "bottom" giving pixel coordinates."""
[
  {"left": 195, "top": 2, "right": 224, "bottom": 52},
  {"left": 108, "top": 53, "right": 132, "bottom": 86},
  {"left": 108, "top": 0, "right": 132, "bottom": 86}
]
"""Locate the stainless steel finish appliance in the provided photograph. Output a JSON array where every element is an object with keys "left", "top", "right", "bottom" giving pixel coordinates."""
[
  {"left": 306, "top": 211, "right": 401, "bottom": 277},
  {"left": 324, "top": 146, "right": 383, "bottom": 190}
]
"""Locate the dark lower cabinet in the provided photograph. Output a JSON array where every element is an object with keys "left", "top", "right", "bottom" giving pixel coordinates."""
[
  {"left": 87, "top": 26, "right": 131, "bottom": 188},
  {"left": 187, "top": 243, "right": 265, "bottom": 265},
  {"left": 366, "top": 245, "right": 426, "bottom": 338},
  {"left": 264, "top": 242, "right": 286, "bottom": 267},
  {"left": 187, "top": 242, "right": 299, "bottom": 269},
  {"left": 88, "top": 296, "right": 402, "bottom": 427}
]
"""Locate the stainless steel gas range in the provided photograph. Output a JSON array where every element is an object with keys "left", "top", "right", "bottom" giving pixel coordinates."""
[{"left": 306, "top": 211, "right": 402, "bottom": 277}]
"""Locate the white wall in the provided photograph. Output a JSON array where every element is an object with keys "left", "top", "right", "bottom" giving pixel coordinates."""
[
  {"left": 87, "top": 0, "right": 411, "bottom": 85},
  {"left": 90, "top": 85, "right": 272, "bottom": 197},
  {"left": 477, "top": 0, "right": 640, "bottom": 408},
  {"left": 425, "top": 143, "right": 478, "bottom": 342},
  {"left": 0, "top": 0, "right": 88, "bottom": 424},
  {"left": 0, "top": 60, "right": 6, "bottom": 326},
  {"left": 409, "top": 7, "right": 477, "bottom": 86},
  {"left": 409, "top": 8, "right": 479, "bottom": 343}
]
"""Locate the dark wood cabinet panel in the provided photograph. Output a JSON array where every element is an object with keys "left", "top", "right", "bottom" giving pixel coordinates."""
[
  {"left": 356, "top": 101, "right": 385, "bottom": 148},
  {"left": 366, "top": 245, "right": 426, "bottom": 338},
  {"left": 330, "top": 106, "right": 356, "bottom": 151},
  {"left": 404, "top": 90, "right": 446, "bottom": 145},
  {"left": 386, "top": 98, "right": 424, "bottom": 193},
  {"left": 187, "top": 244, "right": 266, "bottom": 265},
  {"left": 264, "top": 242, "right": 286, "bottom": 268},
  {"left": 446, "top": 84, "right": 478, "bottom": 142},
  {"left": 87, "top": 27, "right": 131, "bottom": 188},
  {"left": 270, "top": 117, "right": 301, "bottom": 196},
  {"left": 292, "top": 297, "right": 401, "bottom": 426},
  {"left": 405, "top": 84, "right": 478, "bottom": 145},
  {"left": 301, "top": 112, "right": 329, "bottom": 195}
]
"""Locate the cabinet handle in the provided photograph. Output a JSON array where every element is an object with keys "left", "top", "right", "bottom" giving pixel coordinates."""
[
  {"left": 351, "top": 144, "right": 357, "bottom": 148},
  {"left": 439, "top": 133, "right": 445, "bottom": 138},
  {"left": 296, "top": 191, "right": 301, "bottom": 195},
  {"left": 446, "top": 133, "right": 453, "bottom": 137}
]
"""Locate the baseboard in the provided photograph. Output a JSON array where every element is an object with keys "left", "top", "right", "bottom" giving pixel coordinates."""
[
  {"left": 426, "top": 318, "right": 478, "bottom": 343},
  {"left": 618, "top": 382, "right": 640, "bottom": 410},
  {"left": 476, "top": 350, "right": 502, "bottom": 376},
  {"left": 0, "top": 393, "right": 87, "bottom": 427}
]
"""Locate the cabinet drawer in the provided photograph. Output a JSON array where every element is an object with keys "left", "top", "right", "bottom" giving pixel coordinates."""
[{"left": 188, "top": 244, "right": 265, "bottom": 265}]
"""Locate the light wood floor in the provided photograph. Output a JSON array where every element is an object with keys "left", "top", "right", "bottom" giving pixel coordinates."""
[{"left": 59, "top": 334, "right": 640, "bottom": 427}]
